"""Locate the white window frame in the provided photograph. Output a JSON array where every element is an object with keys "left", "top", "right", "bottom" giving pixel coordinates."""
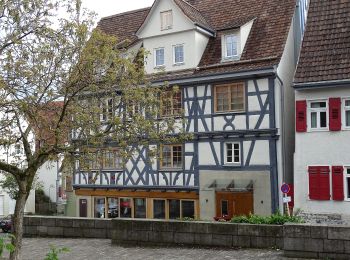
[
  {"left": 344, "top": 166, "right": 350, "bottom": 201},
  {"left": 307, "top": 100, "right": 328, "bottom": 131},
  {"left": 100, "top": 98, "right": 114, "bottom": 122},
  {"left": 224, "top": 142, "right": 240, "bottom": 165},
  {"left": 154, "top": 47, "right": 165, "bottom": 68},
  {"left": 173, "top": 44, "right": 184, "bottom": 65},
  {"left": 161, "top": 10, "right": 173, "bottom": 30},
  {"left": 343, "top": 98, "right": 350, "bottom": 130},
  {"left": 222, "top": 32, "right": 240, "bottom": 61}
]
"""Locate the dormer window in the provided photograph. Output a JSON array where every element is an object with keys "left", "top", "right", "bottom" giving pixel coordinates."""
[
  {"left": 155, "top": 47, "right": 165, "bottom": 67},
  {"left": 173, "top": 44, "right": 184, "bottom": 65},
  {"left": 225, "top": 34, "right": 238, "bottom": 58},
  {"left": 161, "top": 10, "right": 173, "bottom": 30}
]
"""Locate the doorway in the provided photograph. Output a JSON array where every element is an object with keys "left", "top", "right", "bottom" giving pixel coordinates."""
[
  {"left": 215, "top": 191, "right": 253, "bottom": 219},
  {"left": 79, "top": 199, "right": 88, "bottom": 217}
]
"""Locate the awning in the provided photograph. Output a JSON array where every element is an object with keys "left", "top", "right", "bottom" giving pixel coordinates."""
[{"left": 205, "top": 179, "right": 254, "bottom": 192}]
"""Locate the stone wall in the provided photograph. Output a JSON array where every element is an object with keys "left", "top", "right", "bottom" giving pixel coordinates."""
[
  {"left": 23, "top": 216, "right": 350, "bottom": 259},
  {"left": 24, "top": 216, "right": 111, "bottom": 239},
  {"left": 111, "top": 219, "right": 283, "bottom": 249},
  {"left": 284, "top": 223, "right": 350, "bottom": 259}
]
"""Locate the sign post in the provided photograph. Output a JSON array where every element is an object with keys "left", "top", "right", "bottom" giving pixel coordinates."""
[{"left": 281, "top": 183, "right": 291, "bottom": 216}]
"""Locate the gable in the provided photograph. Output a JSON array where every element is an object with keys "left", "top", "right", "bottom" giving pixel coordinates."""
[{"left": 137, "top": 0, "right": 196, "bottom": 39}]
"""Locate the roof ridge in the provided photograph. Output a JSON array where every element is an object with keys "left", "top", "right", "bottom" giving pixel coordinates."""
[{"left": 100, "top": 7, "right": 151, "bottom": 21}]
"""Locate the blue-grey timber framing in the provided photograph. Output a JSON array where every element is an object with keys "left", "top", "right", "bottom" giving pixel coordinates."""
[{"left": 72, "top": 0, "right": 308, "bottom": 220}]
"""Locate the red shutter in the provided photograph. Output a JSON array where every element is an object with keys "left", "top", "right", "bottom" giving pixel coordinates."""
[
  {"left": 319, "top": 166, "right": 331, "bottom": 200},
  {"left": 329, "top": 98, "right": 341, "bottom": 131},
  {"left": 308, "top": 166, "right": 320, "bottom": 200},
  {"left": 296, "top": 100, "right": 307, "bottom": 132},
  {"left": 308, "top": 166, "right": 330, "bottom": 200},
  {"left": 332, "top": 166, "right": 344, "bottom": 201}
]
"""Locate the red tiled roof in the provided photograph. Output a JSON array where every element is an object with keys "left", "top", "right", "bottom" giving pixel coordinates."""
[
  {"left": 97, "top": 0, "right": 296, "bottom": 80},
  {"left": 294, "top": 0, "right": 350, "bottom": 84}
]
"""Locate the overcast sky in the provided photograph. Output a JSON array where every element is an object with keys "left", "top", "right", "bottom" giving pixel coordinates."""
[{"left": 82, "top": 0, "right": 154, "bottom": 20}]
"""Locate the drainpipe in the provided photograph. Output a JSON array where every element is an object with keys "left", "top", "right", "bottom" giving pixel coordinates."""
[{"left": 275, "top": 73, "right": 287, "bottom": 184}]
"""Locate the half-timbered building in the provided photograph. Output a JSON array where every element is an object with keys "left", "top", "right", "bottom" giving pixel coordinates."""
[
  {"left": 294, "top": 0, "right": 350, "bottom": 216},
  {"left": 73, "top": 0, "right": 308, "bottom": 220}
]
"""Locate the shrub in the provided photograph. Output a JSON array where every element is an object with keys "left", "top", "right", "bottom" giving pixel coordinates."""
[
  {"left": 230, "top": 213, "right": 304, "bottom": 225},
  {"left": 44, "top": 245, "right": 69, "bottom": 260}
]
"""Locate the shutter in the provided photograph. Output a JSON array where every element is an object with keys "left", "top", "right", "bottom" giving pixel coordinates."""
[
  {"left": 308, "top": 166, "right": 320, "bottom": 200},
  {"left": 332, "top": 166, "right": 344, "bottom": 201},
  {"left": 319, "top": 166, "right": 331, "bottom": 200},
  {"left": 329, "top": 98, "right": 341, "bottom": 131},
  {"left": 296, "top": 100, "right": 307, "bottom": 132}
]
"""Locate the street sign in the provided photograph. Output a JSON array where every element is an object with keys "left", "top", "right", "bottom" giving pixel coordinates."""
[
  {"left": 283, "top": 196, "right": 292, "bottom": 203},
  {"left": 281, "top": 183, "right": 290, "bottom": 194}
]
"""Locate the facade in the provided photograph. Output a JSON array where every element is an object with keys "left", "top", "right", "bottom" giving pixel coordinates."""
[
  {"left": 73, "top": 0, "right": 307, "bottom": 220},
  {"left": 294, "top": 0, "right": 350, "bottom": 215}
]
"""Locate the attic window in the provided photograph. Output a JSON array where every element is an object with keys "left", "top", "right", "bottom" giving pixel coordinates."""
[
  {"left": 224, "top": 34, "right": 238, "bottom": 58},
  {"left": 161, "top": 10, "right": 173, "bottom": 30}
]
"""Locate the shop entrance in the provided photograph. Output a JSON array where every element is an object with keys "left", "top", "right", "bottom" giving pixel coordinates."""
[
  {"left": 215, "top": 191, "right": 253, "bottom": 219},
  {"left": 79, "top": 199, "right": 87, "bottom": 217}
]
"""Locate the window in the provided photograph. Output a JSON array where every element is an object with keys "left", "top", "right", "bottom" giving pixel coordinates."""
[
  {"left": 155, "top": 48, "right": 165, "bottom": 67},
  {"left": 308, "top": 166, "right": 330, "bottom": 200},
  {"left": 153, "top": 199, "right": 166, "bottom": 219},
  {"left": 134, "top": 198, "right": 147, "bottom": 218},
  {"left": 225, "top": 142, "right": 240, "bottom": 164},
  {"left": 224, "top": 34, "right": 238, "bottom": 58},
  {"left": 214, "top": 83, "right": 245, "bottom": 112},
  {"left": 345, "top": 167, "right": 350, "bottom": 200},
  {"left": 173, "top": 45, "right": 184, "bottom": 64},
  {"left": 103, "top": 150, "right": 122, "bottom": 170},
  {"left": 181, "top": 200, "right": 195, "bottom": 219},
  {"left": 107, "top": 198, "right": 119, "bottom": 218},
  {"left": 94, "top": 197, "right": 106, "bottom": 218},
  {"left": 100, "top": 98, "right": 114, "bottom": 122},
  {"left": 15, "top": 144, "right": 21, "bottom": 155},
  {"left": 161, "top": 145, "right": 182, "bottom": 169},
  {"left": 161, "top": 10, "right": 173, "bottom": 30},
  {"left": 221, "top": 200, "right": 228, "bottom": 216},
  {"left": 120, "top": 198, "right": 132, "bottom": 218},
  {"left": 308, "top": 101, "right": 328, "bottom": 130},
  {"left": 161, "top": 90, "right": 182, "bottom": 117},
  {"left": 344, "top": 100, "right": 350, "bottom": 128},
  {"left": 169, "top": 199, "right": 180, "bottom": 219}
]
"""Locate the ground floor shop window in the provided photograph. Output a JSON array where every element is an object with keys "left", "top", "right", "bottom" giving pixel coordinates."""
[
  {"left": 134, "top": 198, "right": 146, "bottom": 218},
  {"left": 107, "top": 198, "right": 119, "bottom": 218},
  {"left": 169, "top": 199, "right": 181, "bottom": 219},
  {"left": 120, "top": 198, "right": 132, "bottom": 218},
  {"left": 94, "top": 197, "right": 105, "bottom": 218},
  {"left": 153, "top": 200, "right": 166, "bottom": 219},
  {"left": 181, "top": 200, "right": 195, "bottom": 218}
]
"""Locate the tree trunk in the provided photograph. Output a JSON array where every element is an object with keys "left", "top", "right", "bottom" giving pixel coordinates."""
[{"left": 10, "top": 186, "right": 28, "bottom": 260}]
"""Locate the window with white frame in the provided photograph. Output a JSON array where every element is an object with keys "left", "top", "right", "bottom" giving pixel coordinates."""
[
  {"left": 155, "top": 48, "right": 165, "bottom": 67},
  {"left": 224, "top": 34, "right": 238, "bottom": 59},
  {"left": 15, "top": 144, "right": 21, "bottom": 155},
  {"left": 344, "top": 99, "right": 350, "bottom": 128},
  {"left": 161, "top": 10, "right": 173, "bottom": 30},
  {"left": 100, "top": 98, "right": 114, "bottom": 122},
  {"left": 345, "top": 167, "right": 350, "bottom": 200},
  {"left": 173, "top": 44, "right": 184, "bottom": 64},
  {"left": 308, "top": 101, "right": 328, "bottom": 130},
  {"left": 225, "top": 142, "right": 240, "bottom": 164}
]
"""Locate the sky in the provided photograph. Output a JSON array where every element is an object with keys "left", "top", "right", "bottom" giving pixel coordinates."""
[{"left": 81, "top": 0, "right": 154, "bottom": 20}]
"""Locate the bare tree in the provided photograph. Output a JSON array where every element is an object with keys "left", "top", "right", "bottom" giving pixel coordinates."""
[{"left": 0, "top": 0, "right": 187, "bottom": 259}]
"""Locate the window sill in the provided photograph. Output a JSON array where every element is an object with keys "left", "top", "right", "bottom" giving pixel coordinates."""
[
  {"left": 223, "top": 163, "right": 241, "bottom": 167},
  {"left": 221, "top": 56, "right": 240, "bottom": 62},
  {"left": 214, "top": 110, "right": 245, "bottom": 116},
  {"left": 159, "top": 168, "right": 183, "bottom": 172},
  {"left": 154, "top": 65, "right": 165, "bottom": 70},
  {"left": 173, "top": 62, "right": 185, "bottom": 66},
  {"left": 307, "top": 128, "right": 329, "bottom": 132}
]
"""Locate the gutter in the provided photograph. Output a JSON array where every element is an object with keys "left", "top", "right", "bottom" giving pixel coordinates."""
[{"left": 293, "top": 79, "right": 350, "bottom": 89}]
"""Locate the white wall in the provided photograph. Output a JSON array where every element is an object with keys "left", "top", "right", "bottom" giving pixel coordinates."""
[
  {"left": 37, "top": 161, "right": 58, "bottom": 203},
  {"left": 295, "top": 86, "right": 350, "bottom": 215}
]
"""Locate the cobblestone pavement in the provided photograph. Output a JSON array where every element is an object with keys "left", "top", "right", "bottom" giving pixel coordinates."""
[{"left": 13, "top": 238, "right": 308, "bottom": 260}]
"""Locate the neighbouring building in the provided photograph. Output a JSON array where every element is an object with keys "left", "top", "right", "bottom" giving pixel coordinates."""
[
  {"left": 294, "top": 0, "right": 350, "bottom": 216},
  {"left": 73, "top": 0, "right": 308, "bottom": 220}
]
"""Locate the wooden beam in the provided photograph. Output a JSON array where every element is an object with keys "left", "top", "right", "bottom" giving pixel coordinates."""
[{"left": 75, "top": 189, "right": 199, "bottom": 199}]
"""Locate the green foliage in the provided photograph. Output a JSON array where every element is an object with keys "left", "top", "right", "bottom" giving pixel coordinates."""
[
  {"left": 44, "top": 245, "right": 70, "bottom": 260},
  {"left": 230, "top": 213, "right": 304, "bottom": 225},
  {"left": 0, "top": 234, "right": 15, "bottom": 257}
]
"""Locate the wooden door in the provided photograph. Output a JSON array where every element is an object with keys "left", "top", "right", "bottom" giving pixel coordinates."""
[
  {"left": 216, "top": 191, "right": 253, "bottom": 219},
  {"left": 79, "top": 199, "right": 88, "bottom": 217}
]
